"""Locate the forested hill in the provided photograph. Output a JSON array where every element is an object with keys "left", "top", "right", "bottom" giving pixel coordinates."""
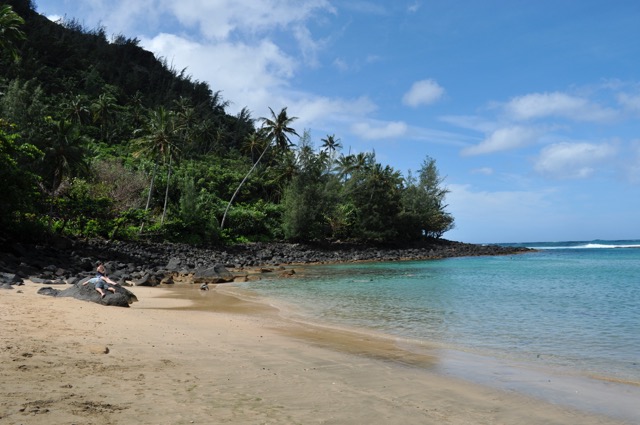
[
  {"left": 5, "top": 0, "right": 215, "bottom": 106},
  {"left": 2, "top": 0, "right": 246, "bottom": 142},
  {"left": 0, "top": 0, "right": 455, "bottom": 246}
]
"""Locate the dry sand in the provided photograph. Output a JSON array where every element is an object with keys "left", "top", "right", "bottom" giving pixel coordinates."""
[{"left": 0, "top": 283, "right": 634, "bottom": 425}]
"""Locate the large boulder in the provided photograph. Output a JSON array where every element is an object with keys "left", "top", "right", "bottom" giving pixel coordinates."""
[
  {"left": 0, "top": 272, "right": 23, "bottom": 285},
  {"left": 37, "top": 281, "right": 138, "bottom": 307},
  {"left": 192, "top": 264, "right": 234, "bottom": 284}
]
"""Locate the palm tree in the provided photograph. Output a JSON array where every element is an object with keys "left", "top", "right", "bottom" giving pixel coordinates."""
[
  {"left": 62, "top": 94, "right": 91, "bottom": 125},
  {"left": 40, "top": 119, "right": 90, "bottom": 230},
  {"left": 91, "top": 92, "right": 118, "bottom": 142},
  {"left": 241, "top": 131, "right": 267, "bottom": 163},
  {"left": 173, "top": 96, "right": 199, "bottom": 153},
  {"left": 42, "top": 119, "right": 90, "bottom": 195},
  {"left": 0, "top": 4, "right": 26, "bottom": 61},
  {"left": 220, "top": 107, "right": 299, "bottom": 231},
  {"left": 260, "top": 107, "right": 299, "bottom": 150},
  {"left": 320, "top": 134, "right": 342, "bottom": 159},
  {"left": 132, "top": 107, "right": 181, "bottom": 229},
  {"left": 335, "top": 154, "right": 356, "bottom": 182}
]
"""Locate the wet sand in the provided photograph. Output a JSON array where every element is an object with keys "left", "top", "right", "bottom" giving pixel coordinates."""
[{"left": 0, "top": 283, "right": 635, "bottom": 424}]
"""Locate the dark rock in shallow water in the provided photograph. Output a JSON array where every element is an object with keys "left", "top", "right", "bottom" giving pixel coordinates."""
[{"left": 37, "top": 282, "right": 138, "bottom": 307}]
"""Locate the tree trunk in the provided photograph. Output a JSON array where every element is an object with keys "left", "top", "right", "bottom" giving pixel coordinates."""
[
  {"left": 161, "top": 153, "right": 172, "bottom": 226},
  {"left": 139, "top": 161, "right": 158, "bottom": 233},
  {"left": 220, "top": 144, "right": 270, "bottom": 231}
]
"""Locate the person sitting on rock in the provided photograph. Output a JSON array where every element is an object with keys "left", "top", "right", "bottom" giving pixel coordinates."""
[{"left": 83, "top": 262, "right": 119, "bottom": 298}]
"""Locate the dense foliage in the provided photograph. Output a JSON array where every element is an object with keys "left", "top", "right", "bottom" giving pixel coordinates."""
[{"left": 0, "top": 0, "right": 454, "bottom": 245}]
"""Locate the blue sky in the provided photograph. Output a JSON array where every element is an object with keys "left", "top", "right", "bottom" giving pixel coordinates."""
[{"left": 34, "top": 0, "right": 640, "bottom": 243}]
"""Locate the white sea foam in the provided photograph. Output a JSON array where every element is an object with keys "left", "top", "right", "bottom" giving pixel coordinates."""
[{"left": 532, "top": 243, "right": 640, "bottom": 250}]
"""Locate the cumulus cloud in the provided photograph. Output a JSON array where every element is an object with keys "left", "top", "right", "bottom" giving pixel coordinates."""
[
  {"left": 289, "top": 96, "right": 377, "bottom": 128},
  {"left": 64, "top": 0, "right": 160, "bottom": 37},
  {"left": 402, "top": 79, "right": 445, "bottom": 107},
  {"left": 141, "top": 33, "right": 296, "bottom": 113},
  {"left": 351, "top": 121, "right": 408, "bottom": 140},
  {"left": 505, "top": 92, "right": 617, "bottom": 122},
  {"left": 534, "top": 142, "right": 617, "bottom": 179},
  {"left": 462, "top": 126, "right": 539, "bottom": 156}
]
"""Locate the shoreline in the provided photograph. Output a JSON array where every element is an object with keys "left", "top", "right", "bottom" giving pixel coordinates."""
[
  {"left": 0, "top": 237, "right": 533, "bottom": 289},
  {"left": 161, "top": 282, "right": 640, "bottom": 423},
  {"left": 213, "top": 283, "right": 640, "bottom": 422},
  {"left": 1, "top": 283, "right": 636, "bottom": 424}
]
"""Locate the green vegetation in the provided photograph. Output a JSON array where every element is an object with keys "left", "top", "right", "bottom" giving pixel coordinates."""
[{"left": 0, "top": 0, "right": 454, "bottom": 245}]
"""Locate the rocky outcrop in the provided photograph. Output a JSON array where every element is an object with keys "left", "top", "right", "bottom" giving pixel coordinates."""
[
  {"left": 37, "top": 280, "right": 138, "bottom": 307},
  {"left": 0, "top": 236, "right": 533, "bottom": 303},
  {"left": 0, "top": 272, "right": 23, "bottom": 289}
]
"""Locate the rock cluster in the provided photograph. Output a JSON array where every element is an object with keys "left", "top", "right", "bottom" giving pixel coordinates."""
[{"left": 0, "top": 237, "right": 532, "bottom": 306}]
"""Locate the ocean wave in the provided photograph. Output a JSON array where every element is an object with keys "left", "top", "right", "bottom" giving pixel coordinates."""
[{"left": 528, "top": 242, "right": 640, "bottom": 250}]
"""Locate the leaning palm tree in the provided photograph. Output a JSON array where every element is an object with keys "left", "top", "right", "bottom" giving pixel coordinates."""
[
  {"left": 220, "top": 106, "right": 299, "bottom": 231},
  {"left": 131, "top": 107, "right": 181, "bottom": 230},
  {"left": 0, "top": 4, "right": 26, "bottom": 61}
]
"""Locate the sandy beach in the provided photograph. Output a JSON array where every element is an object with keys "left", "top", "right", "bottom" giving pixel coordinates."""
[{"left": 0, "top": 283, "right": 633, "bottom": 425}]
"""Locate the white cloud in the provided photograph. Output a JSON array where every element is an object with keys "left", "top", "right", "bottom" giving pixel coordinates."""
[
  {"left": 408, "top": 2, "right": 421, "bottom": 13},
  {"left": 366, "top": 54, "right": 382, "bottom": 63},
  {"left": 462, "top": 126, "right": 539, "bottom": 156},
  {"left": 505, "top": 92, "right": 617, "bottom": 122},
  {"left": 141, "top": 33, "right": 296, "bottom": 114},
  {"left": 351, "top": 121, "right": 408, "bottom": 140},
  {"left": 471, "top": 167, "right": 494, "bottom": 175},
  {"left": 72, "top": 0, "right": 159, "bottom": 36},
  {"left": 402, "top": 79, "right": 445, "bottom": 107},
  {"left": 289, "top": 96, "right": 377, "bottom": 128},
  {"left": 333, "top": 58, "right": 349, "bottom": 72},
  {"left": 617, "top": 93, "right": 640, "bottom": 112},
  {"left": 534, "top": 142, "right": 617, "bottom": 179},
  {"left": 161, "top": 0, "right": 334, "bottom": 40},
  {"left": 439, "top": 115, "right": 498, "bottom": 133},
  {"left": 45, "top": 14, "right": 63, "bottom": 23}
]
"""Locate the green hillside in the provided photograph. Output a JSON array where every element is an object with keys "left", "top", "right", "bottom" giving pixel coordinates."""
[{"left": 0, "top": 0, "right": 454, "bottom": 245}]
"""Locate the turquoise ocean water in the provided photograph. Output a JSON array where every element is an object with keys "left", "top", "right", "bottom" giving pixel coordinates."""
[{"left": 240, "top": 240, "right": 640, "bottom": 385}]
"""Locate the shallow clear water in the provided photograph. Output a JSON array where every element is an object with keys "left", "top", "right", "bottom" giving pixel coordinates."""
[{"left": 241, "top": 240, "right": 640, "bottom": 383}]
